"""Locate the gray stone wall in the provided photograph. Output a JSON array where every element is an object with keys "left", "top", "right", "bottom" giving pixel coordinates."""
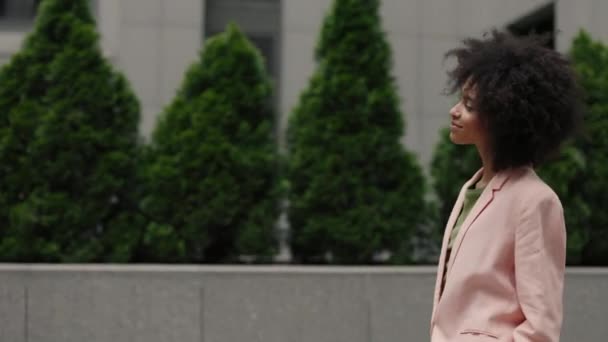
[{"left": 0, "top": 265, "right": 606, "bottom": 342}]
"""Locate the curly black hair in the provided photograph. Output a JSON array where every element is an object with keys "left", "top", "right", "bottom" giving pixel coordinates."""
[{"left": 445, "top": 29, "right": 583, "bottom": 171}]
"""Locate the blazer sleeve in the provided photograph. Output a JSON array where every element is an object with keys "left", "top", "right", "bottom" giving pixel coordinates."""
[{"left": 512, "top": 194, "right": 567, "bottom": 342}]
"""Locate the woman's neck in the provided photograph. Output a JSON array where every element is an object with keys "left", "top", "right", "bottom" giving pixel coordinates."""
[{"left": 476, "top": 143, "right": 495, "bottom": 188}]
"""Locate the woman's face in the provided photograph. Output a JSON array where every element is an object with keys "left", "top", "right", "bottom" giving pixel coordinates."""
[{"left": 449, "top": 83, "right": 487, "bottom": 146}]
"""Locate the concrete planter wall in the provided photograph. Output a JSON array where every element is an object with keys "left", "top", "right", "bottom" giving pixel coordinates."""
[{"left": 0, "top": 265, "right": 606, "bottom": 342}]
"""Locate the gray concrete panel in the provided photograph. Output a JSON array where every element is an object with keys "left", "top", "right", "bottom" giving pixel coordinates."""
[
  {"left": 162, "top": 0, "right": 202, "bottom": 28},
  {"left": 419, "top": 0, "right": 459, "bottom": 38},
  {"left": 561, "top": 269, "right": 608, "bottom": 342},
  {"left": 0, "top": 274, "right": 26, "bottom": 342},
  {"left": 119, "top": 27, "right": 162, "bottom": 107},
  {"left": 203, "top": 273, "right": 369, "bottom": 342},
  {"left": 380, "top": 0, "right": 418, "bottom": 36},
  {"left": 26, "top": 271, "right": 200, "bottom": 342},
  {"left": 367, "top": 272, "right": 436, "bottom": 342},
  {"left": 282, "top": 0, "right": 330, "bottom": 34},
  {"left": 159, "top": 27, "right": 201, "bottom": 105},
  {"left": 122, "top": 0, "right": 162, "bottom": 27}
]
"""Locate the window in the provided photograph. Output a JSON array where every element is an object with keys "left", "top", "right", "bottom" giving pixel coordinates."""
[
  {"left": 0, "top": 0, "right": 97, "bottom": 31},
  {"left": 0, "top": 0, "right": 39, "bottom": 29}
]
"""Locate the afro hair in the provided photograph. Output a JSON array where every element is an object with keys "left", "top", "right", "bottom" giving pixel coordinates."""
[{"left": 444, "top": 29, "right": 583, "bottom": 171}]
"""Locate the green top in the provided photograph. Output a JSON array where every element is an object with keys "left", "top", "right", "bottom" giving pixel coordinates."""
[
  {"left": 448, "top": 186, "right": 484, "bottom": 249},
  {"left": 441, "top": 184, "right": 485, "bottom": 294}
]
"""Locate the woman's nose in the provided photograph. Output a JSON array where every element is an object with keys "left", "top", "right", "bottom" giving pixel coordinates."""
[{"left": 450, "top": 103, "right": 460, "bottom": 118}]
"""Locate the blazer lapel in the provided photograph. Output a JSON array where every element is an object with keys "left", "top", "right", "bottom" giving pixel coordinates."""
[
  {"left": 431, "top": 168, "right": 483, "bottom": 323},
  {"left": 444, "top": 170, "right": 512, "bottom": 281}
]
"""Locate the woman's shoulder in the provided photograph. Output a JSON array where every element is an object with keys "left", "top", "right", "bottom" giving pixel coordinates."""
[{"left": 506, "top": 167, "right": 562, "bottom": 207}]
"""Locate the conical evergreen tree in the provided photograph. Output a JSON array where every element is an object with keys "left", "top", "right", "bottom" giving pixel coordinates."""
[
  {"left": 0, "top": 0, "right": 142, "bottom": 261},
  {"left": 287, "top": 0, "right": 427, "bottom": 264},
  {"left": 141, "top": 24, "right": 279, "bottom": 263}
]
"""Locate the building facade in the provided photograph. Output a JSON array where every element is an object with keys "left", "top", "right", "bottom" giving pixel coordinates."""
[{"left": 0, "top": 0, "right": 606, "bottom": 168}]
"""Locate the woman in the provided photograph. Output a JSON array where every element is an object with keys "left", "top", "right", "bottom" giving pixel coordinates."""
[{"left": 430, "top": 30, "right": 582, "bottom": 341}]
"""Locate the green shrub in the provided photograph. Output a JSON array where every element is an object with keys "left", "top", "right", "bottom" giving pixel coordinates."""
[
  {"left": 140, "top": 24, "right": 280, "bottom": 263},
  {"left": 286, "top": 0, "right": 427, "bottom": 264},
  {"left": 0, "top": 0, "right": 142, "bottom": 262}
]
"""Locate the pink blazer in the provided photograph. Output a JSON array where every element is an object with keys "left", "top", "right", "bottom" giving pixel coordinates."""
[{"left": 430, "top": 167, "right": 566, "bottom": 341}]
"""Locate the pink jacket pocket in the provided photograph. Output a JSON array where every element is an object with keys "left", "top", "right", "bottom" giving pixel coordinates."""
[{"left": 459, "top": 329, "right": 499, "bottom": 339}]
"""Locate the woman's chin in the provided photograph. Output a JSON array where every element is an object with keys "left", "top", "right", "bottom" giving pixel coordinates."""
[
  {"left": 449, "top": 131, "right": 461, "bottom": 144},
  {"left": 449, "top": 132, "right": 469, "bottom": 145}
]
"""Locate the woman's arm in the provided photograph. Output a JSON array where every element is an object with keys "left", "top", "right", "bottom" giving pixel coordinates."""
[{"left": 512, "top": 194, "right": 567, "bottom": 341}]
